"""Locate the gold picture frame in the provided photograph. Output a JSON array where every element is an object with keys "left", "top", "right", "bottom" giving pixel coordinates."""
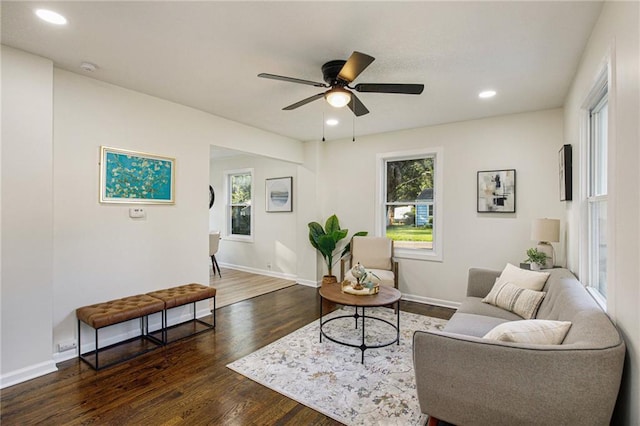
[{"left": 99, "top": 146, "right": 175, "bottom": 204}]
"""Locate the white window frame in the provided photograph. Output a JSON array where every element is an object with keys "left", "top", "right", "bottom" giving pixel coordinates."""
[
  {"left": 580, "top": 61, "right": 612, "bottom": 310},
  {"left": 376, "top": 147, "right": 444, "bottom": 262},
  {"left": 225, "top": 168, "right": 254, "bottom": 242}
]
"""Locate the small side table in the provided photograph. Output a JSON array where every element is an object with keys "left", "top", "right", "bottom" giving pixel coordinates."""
[{"left": 318, "top": 283, "right": 401, "bottom": 363}]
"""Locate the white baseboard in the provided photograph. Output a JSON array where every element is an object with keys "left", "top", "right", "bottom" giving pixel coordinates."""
[
  {"left": 401, "top": 293, "right": 460, "bottom": 310},
  {"left": 295, "top": 278, "right": 320, "bottom": 287},
  {"left": 218, "top": 262, "right": 298, "bottom": 281},
  {"left": 0, "top": 359, "right": 58, "bottom": 389},
  {"left": 218, "top": 262, "right": 320, "bottom": 287},
  {"left": 219, "top": 262, "right": 458, "bottom": 306},
  {"left": 219, "top": 263, "right": 459, "bottom": 306},
  {"left": 53, "top": 348, "right": 78, "bottom": 364}
]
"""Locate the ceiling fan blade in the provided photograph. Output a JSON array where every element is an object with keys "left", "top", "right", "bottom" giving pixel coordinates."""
[
  {"left": 283, "top": 92, "right": 326, "bottom": 110},
  {"left": 347, "top": 93, "right": 370, "bottom": 117},
  {"left": 258, "top": 73, "right": 327, "bottom": 88},
  {"left": 354, "top": 83, "right": 424, "bottom": 95},
  {"left": 338, "top": 51, "right": 375, "bottom": 83}
]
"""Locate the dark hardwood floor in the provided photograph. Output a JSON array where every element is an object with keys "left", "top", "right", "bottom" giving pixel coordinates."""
[{"left": 0, "top": 285, "right": 454, "bottom": 425}]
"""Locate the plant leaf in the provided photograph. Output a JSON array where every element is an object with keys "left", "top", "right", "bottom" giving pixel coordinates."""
[
  {"left": 317, "top": 234, "right": 337, "bottom": 256},
  {"left": 308, "top": 222, "right": 325, "bottom": 250},
  {"left": 325, "top": 214, "right": 340, "bottom": 234},
  {"left": 332, "top": 229, "right": 348, "bottom": 242}
]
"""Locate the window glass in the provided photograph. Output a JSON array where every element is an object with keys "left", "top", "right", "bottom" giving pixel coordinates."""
[
  {"left": 384, "top": 157, "right": 434, "bottom": 251},
  {"left": 587, "top": 90, "right": 608, "bottom": 301},
  {"left": 589, "top": 200, "right": 607, "bottom": 297},
  {"left": 591, "top": 99, "right": 608, "bottom": 196},
  {"left": 228, "top": 171, "right": 252, "bottom": 237}
]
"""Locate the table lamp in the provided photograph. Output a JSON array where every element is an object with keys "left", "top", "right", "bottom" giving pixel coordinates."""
[{"left": 531, "top": 218, "right": 560, "bottom": 269}]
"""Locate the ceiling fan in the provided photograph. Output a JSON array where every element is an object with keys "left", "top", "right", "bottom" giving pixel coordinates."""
[{"left": 258, "top": 51, "right": 424, "bottom": 117}]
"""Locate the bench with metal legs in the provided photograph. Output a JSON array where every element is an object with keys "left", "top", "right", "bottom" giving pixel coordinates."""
[
  {"left": 146, "top": 283, "right": 217, "bottom": 344},
  {"left": 76, "top": 294, "right": 165, "bottom": 370}
]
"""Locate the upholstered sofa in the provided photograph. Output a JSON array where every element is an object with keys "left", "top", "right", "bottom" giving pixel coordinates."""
[{"left": 413, "top": 266, "right": 625, "bottom": 426}]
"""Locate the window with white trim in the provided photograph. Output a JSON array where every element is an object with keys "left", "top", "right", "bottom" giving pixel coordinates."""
[
  {"left": 586, "top": 81, "right": 608, "bottom": 301},
  {"left": 377, "top": 148, "right": 443, "bottom": 261},
  {"left": 226, "top": 169, "right": 253, "bottom": 240}
]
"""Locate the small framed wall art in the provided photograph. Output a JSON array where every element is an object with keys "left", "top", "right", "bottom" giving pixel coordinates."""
[
  {"left": 265, "top": 176, "right": 293, "bottom": 212},
  {"left": 477, "top": 169, "right": 516, "bottom": 213},
  {"left": 559, "top": 144, "right": 572, "bottom": 201},
  {"left": 99, "top": 146, "right": 175, "bottom": 204}
]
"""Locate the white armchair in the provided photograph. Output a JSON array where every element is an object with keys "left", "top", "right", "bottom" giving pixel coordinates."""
[{"left": 340, "top": 236, "right": 398, "bottom": 288}]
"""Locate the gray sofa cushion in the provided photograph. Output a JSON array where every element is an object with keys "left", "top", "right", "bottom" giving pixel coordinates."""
[
  {"left": 455, "top": 296, "right": 523, "bottom": 321},
  {"left": 443, "top": 312, "right": 510, "bottom": 337}
]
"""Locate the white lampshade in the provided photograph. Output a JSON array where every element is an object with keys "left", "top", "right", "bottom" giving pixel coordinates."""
[
  {"left": 531, "top": 218, "right": 560, "bottom": 243},
  {"left": 325, "top": 88, "right": 351, "bottom": 108}
]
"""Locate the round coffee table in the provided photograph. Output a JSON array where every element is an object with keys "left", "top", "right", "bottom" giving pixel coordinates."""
[{"left": 318, "top": 282, "right": 401, "bottom": 363}]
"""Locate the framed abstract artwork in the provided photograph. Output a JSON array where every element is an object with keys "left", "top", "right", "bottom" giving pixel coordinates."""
[
  {"left": 477, "top": 169, "right": 516, "bottom": 213},
  {"left": 559, "top": 144, "right": 572, "bottom": 201},
  {"left": 99, "top": 146, "right": 175, "bottom": 204},
  {"left": 265, "top": 176, "right": 293, "bottom": 212}
]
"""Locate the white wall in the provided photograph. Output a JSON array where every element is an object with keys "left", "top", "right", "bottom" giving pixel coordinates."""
[
  {"left": 0, "top": 48, "right": 305, "bottom": 386},
  {"left": 1, "top": 47, "right": 57, "bottom": 385},
  {"left": 295, "top": 142, "right": 323, "bottom": 285},
  {"left": 563, "top": 1, "right": 639, "bottom": 423},
  {"left": 52, "top": 69, "right": 209, "bottom": 349},
  {"left": 319, "top": 109, "right": 565, "bottom": 306},
  {"left": 51, "top": 69, "right": 304, "bottom": 354},
  {"left": 209, "top": 154, "right": 299, "bottom": 278}
]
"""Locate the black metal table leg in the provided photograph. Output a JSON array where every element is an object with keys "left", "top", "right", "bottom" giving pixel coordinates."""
[
  {"left": 397, "top": 300, "right": 400, "bottom": 345},
  {"left": 361, "top": 306, "right": 366, "bottom": 363},
  {"left": 319, "top": 294, "right": 323, "bottom": 343}
]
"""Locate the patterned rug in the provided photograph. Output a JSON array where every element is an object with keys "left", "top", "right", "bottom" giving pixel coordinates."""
[{"left": 227, "top": 307, "right": 447, "bottom": 425}]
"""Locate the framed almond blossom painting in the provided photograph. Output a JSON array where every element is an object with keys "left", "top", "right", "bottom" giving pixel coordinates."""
[{"left": 99, "top": 146, "right": 175, "bottom": 204}]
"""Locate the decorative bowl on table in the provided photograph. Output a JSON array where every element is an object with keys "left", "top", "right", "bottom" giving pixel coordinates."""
[{"left": 341, "top": 279, "right": 380, "bottom": 296}]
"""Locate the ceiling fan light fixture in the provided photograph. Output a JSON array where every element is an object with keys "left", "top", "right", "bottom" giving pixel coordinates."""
[
  {"left": 259, "top": 51, "right": 423, "bottom": 116},
  {"left": 325, "top": 88, "right": 351, "bottom": 108}
]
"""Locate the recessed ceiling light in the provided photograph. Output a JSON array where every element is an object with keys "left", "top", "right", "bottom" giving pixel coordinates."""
[
  {"left": 326, "top": 119, "right": 339, "bottom": 126},
  {"left": 35, "top": 9, "right": 67, "bottom": 25},
  {"left": 479, "top": 90, "right": 497, "bottom": 99}
]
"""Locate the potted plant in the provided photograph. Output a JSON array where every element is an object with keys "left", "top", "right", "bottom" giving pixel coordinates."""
[
  {"left": 524, "top": 247, "right": 548, "bottom": 271},
  {"left": 308, "top": 214, "right": 367, "bottom": 285}
]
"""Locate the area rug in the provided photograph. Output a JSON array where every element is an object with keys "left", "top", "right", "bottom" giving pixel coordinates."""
[{"left": 227, "top": 307, "right": 447, "bottom": 425}]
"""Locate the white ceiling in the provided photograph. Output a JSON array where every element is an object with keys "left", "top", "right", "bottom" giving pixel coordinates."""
[{"left": 1, "top": 1, "right": 602, "bottom": 142}]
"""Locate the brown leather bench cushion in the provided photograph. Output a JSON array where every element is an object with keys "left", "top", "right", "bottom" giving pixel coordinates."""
[
  {"left": 76, "top": 294, "right": 165, "bottom": 329},
  {"left": 146, "top": 283, "right": 216, "bottom": 309}
]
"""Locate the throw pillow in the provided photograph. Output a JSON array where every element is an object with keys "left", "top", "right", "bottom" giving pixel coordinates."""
[
  {"left": 482, "top": 281, "right": 546, "bottom": 319},
  {"left": 483, "top": 320, "right": 572, "bottom": 345},
  {"left": 496, "top": 263, "right": 550, "bottom": 291}
]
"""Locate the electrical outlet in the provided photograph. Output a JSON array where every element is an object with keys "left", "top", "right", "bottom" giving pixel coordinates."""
[{"left": 58, "top": 341, "right": 77, "bottom": 352}]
